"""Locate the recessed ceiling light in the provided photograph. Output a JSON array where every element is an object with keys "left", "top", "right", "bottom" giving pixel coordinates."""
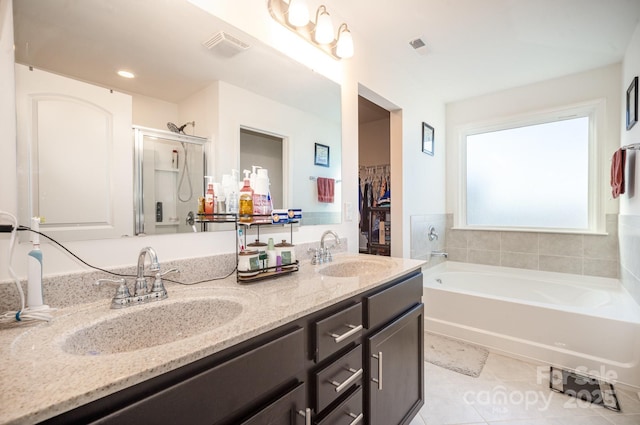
[{"left": 117, "top": 70, "right": 135, "bottom": 79}]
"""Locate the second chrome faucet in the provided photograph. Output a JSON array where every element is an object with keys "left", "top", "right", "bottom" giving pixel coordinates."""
[{"left": 310, "top": 230, "right": 341, "bottom": 265}]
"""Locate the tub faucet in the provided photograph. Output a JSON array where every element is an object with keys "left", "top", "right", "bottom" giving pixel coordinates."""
[
  {"left": 310, "top": 230, "right": 341, "bottom": 264},
  {"left": 430, "top": 250, "right": 448, "bottom": 259},
  {"left": 135, "top": 247, "right": 160, "bottom": 296}
]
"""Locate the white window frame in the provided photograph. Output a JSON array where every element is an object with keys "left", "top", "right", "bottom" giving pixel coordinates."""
[{"left": 456, "top": 99, "right": 605, "bottom": 234}]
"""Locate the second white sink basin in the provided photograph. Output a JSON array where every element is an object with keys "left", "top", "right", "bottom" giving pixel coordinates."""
[
  {"left": 62, "top": 297, "right": 243, "bottom": 356},
  {"left": 318, "top": 259, "right": 392, "bottom": 278}
]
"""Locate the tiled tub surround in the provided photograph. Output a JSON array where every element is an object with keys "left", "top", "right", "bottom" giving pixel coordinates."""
[
  {"left": 0, "top": 250, "right": 421, "bottom": 425},
  {"left": 410, "top": 214, "right": 448, "bottom": 268},
  {"left": 620, "top": 214, "right": 640, "bottom": 305},
  {"left": 444, "top": 214, "right": 620, "bottom": 278}
]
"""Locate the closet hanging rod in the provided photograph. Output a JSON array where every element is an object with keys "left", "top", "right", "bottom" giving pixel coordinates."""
[
  {"left": 621, "top": 143, "right": 640, "bottom": 151},
  {"left": 309, "top": 176, "right": 342, "bottom": 183}
]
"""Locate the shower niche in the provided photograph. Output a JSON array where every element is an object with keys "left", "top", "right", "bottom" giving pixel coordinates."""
[{"left": 134, "top": 126, "right": 207, "bottom": 235}]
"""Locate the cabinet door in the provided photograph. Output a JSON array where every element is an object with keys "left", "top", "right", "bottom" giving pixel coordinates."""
[
  {"left": 367, "top": 304, "right": 424, "bottom": 425},
  {"left": 92, "top": 328, "right": 305, "bottom": 425},
  {"left": 240, "top": 382, "right": 308, "bottom": 425}
]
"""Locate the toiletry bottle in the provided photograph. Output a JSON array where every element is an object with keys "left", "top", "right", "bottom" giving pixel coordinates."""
[
  {"left": 266, "top": 237, "right": 277, "bottom": 270},
  {"left": 227, "top": 169, "right": 239, "bottom": 215},
  {"left": 256, "top": 168, "right": 271, "bottom": 215},
  {"left": 239, "top": 170, "right": 254, "bottom": 223},
  {"left": 250, "top": 166, "right": 261, "bottom": 214},
  {"left": 205, "top": 182, "right": 214, "bottom": 215},
  {"left": 27, "top": 217, "right": 48, "bottom": 310}
]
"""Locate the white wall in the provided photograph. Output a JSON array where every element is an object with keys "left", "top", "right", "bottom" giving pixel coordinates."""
[
  {"left": 619, "top": 20, "right": 640, "bottom": 303},
  {"left": 446, "top": 63, "right": 622, "bottom": 218},
  {"left": 621, "top": 22, "right": 640, "bottom": 214}
]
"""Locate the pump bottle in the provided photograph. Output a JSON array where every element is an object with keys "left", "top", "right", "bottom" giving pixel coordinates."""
[{"left": 239, "top": 170, "right": 254, "bottom": 223}]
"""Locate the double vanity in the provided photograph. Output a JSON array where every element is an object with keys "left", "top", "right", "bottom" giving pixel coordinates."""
[{"left": 0, "top": 254, "right": 424, "bottom": 425}]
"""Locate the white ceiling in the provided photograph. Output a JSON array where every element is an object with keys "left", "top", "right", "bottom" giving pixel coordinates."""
[
  {"left": 13, "top": 0, "right": 640, "bottom": 110},
  {"left": 324, "top": 0, "right": 640, "bottom": 103}
]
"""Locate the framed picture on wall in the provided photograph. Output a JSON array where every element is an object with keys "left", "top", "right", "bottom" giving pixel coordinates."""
[
  {"left": 314, "top": 143, "right": 330, "bottom": 167},
  {"left": 627, "top": 76, "right": 638, "bottom": 131},
  {"left": 422, "top": 122, "right": 434, "bottom": 156}
]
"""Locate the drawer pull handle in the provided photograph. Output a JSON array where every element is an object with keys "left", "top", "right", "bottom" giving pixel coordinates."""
[
  {"left": 329, "top": 324, "right": 363, "bottom": 343},
  {"left": 347, "top": 412, "right": 364, "bottom": 425},
  {"left": 371, "top": 351, "right": 383, "bottom": 390},
  {"left": 330, "top": 367, "right": 363, "bottom": 393},
  {"left": 297, "top": 407, "right": 311, "bottom": 425}
]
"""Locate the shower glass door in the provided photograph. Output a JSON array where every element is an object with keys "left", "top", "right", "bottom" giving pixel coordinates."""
[{"left": 134, "top": 126, "right": 207, "bottom": 235}]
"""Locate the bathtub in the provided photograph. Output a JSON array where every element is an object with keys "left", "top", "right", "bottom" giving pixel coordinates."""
[{"left": 423, "top": 261, "right": 640, "bottom": 388}]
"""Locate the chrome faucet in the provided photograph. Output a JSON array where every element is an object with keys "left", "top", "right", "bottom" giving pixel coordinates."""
[
  {"left": 310, "top": 230, "right": 341, "bottom": 265},
  {"left": 136, "top": 247, "right": 160, "bottom": 296},
  {"left": 96, "top": 247, "right": 177, "bottom": 309}
]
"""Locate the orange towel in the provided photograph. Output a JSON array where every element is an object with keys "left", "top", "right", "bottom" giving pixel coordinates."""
[
  {"left": 610, "top": 148, "right": 626, "bottom": 199},
  {"left": 317, "top": 177, "right": 335, "bottom": 203}
]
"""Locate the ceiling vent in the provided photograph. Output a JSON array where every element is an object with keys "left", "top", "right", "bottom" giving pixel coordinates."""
[
  {"left": 409, "top": 37, "right": 428, "bottom": 55},
  {"left": 202, "top": 31, "right": 250, "bottom": 57}
]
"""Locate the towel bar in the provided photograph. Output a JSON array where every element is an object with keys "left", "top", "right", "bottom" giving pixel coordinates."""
[
  {"left": 621, "top": 143, "right": 640, "bottom": 150},
  {"left": 309, "top": 176, "right": 342, "bottom": 183}
]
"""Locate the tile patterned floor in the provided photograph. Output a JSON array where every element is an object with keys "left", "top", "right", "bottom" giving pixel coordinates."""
[{"left": 409, "top": 353, "right": 640, "bottom": 425}]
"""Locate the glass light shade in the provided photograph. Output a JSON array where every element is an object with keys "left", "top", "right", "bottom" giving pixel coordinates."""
[
  {"left": 287, "top": 0, "right": 309, "bottom": 27},
  {"left": 336, "top": 27, "right": 353, "bottom": 58},
  {"left": 314, "top": 9, "right": 334, "bottom": 44}
]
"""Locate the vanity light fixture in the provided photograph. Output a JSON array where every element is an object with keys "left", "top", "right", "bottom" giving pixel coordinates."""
[
  {"left": 335, "top": 24, "right": 353, "bottom": 59},
  {"left": 117, "top": 70, "right": 135, "bottom": 79},
  {"left": 267, "top": 0, "right": 354, "bottom": 60},
  {"left": 313, "top": 6, "right": 334, "bottom": 44},
  {"left": 287, "top": 0, "right": 309, "bottom": 27}
]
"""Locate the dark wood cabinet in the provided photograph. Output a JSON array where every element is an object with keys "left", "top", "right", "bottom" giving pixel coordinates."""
[
  {"left": 239, "top": 383, "right": 308, "bottom": 425},
  {"left": 367, "top": 304, "right": 424, "bottom": 425},
  {"left": 41, "top": 270, "right": 423, "bottom": 425}
]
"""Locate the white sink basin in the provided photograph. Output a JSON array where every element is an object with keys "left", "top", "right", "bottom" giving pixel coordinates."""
[
  {"left": 318, "top": 259, "right": 392, "bottom": 278},
  {"left": 62, "top": 298, "right": 243, "bottom": 355}
]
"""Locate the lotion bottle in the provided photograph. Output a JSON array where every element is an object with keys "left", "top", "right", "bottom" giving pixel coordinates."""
[{"left": 239, "top": 170, "right": 254, "bottom": 223}]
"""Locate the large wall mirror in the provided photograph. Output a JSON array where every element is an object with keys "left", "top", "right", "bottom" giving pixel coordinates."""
[{"left": 13, "top": 0, "right": 342, "bottom": 241}]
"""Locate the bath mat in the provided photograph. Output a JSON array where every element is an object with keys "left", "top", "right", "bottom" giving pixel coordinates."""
[{"left": 424, "top": 332, "right": 489, "bottom": 378}]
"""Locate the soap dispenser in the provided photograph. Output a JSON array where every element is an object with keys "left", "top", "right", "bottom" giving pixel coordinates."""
[{"left": 239, "top": 170, "right": 254, "bottom": 223}]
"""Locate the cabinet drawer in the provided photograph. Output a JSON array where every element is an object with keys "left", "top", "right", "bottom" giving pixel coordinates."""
[
  {"left": 314, "top": 303, "right": 363, "bottom": 362},
  {"left": 365, "top": 273, "right": 422, "bottom": 330},
  {"left": 239, "top": 382, "right": 307, "bottom": 425},
  {"left": 316, "top": 386, "right": 363, "bottom": 425},
  {"left": 93, "top": 327, "right": 305, "bottom": 425},
  {"left": 315, "top": 345, "right": 363, "bottom": 413}
]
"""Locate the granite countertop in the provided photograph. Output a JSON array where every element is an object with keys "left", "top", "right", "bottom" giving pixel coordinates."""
[{"left": 0, "top": 253, "right": 424, "bottom": 425}]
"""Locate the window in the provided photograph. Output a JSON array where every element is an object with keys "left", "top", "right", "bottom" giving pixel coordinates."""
[{"left": 459, "top": 101, "right": 603, "bottom": 233}]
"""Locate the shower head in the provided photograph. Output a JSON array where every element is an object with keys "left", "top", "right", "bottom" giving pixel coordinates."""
[{"left": 167, "top": 121, "right": 195, "bottom": 134}]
